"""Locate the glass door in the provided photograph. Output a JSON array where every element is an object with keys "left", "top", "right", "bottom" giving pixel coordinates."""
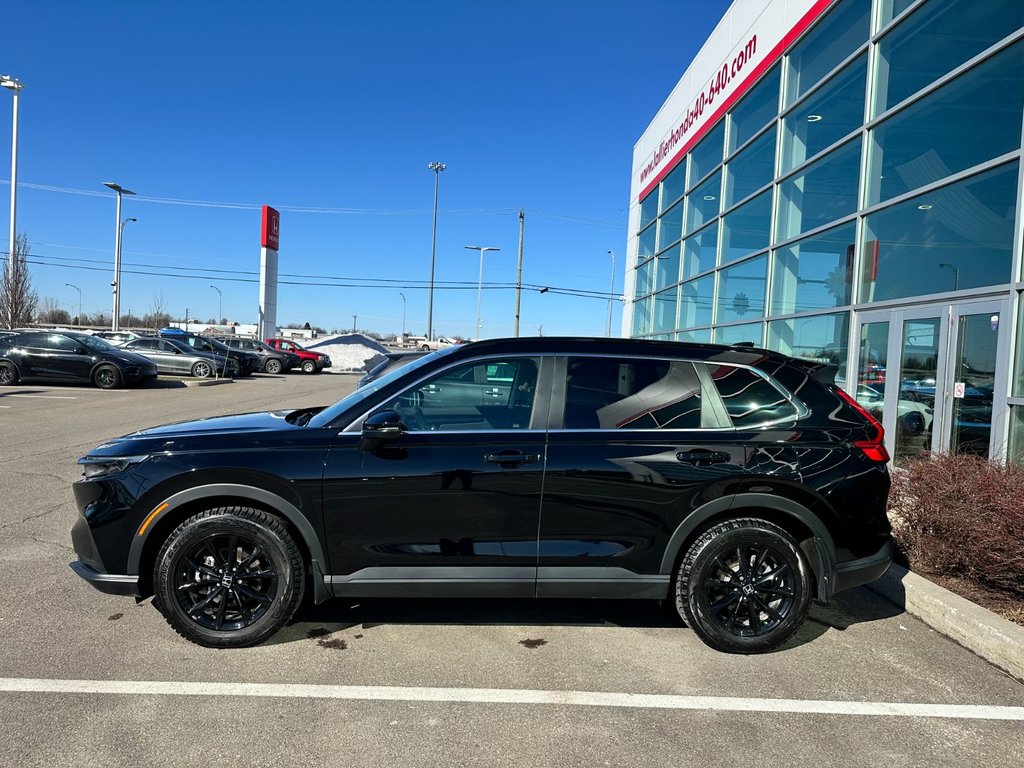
[{"left": 851, "top": 299, "right": 1010, "bottom": 464}]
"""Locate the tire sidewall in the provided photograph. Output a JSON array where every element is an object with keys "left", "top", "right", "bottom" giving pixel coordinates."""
[
  {"left": 154, "top": 512, "right": 301, "bottom": 647},
  {"left": 265, "top": 358, "right": 282, "bottom": 374},
  {"left": 301, "top": 360, "right": 315, "bottom": 374},
  {"left": 0, "top": 361, "right": 17, "bottom": 385},
  {"left": 192, "top": 361, "right": 213, "bottom": 378},
  {"left": 678, "top": 521, "right": 810, "bottom": 654},
  {"left": 93, "top": 364, "right": 121, "bottom": 390}
]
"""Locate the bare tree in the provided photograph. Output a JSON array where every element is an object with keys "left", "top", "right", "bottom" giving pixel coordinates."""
[
  {"left": 37, "top": 296, "right": 72, "bottom": 325},
  {"left": 0, "top": 233, "right": 38, "bottom": 329}
]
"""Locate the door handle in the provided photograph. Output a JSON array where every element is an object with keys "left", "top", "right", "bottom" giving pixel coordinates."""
[
  {"left": 485, "top": 451, "right": 541, "bottom": 466},
  {"left": 676, "top": 450, "right": 731, "bottom": 464}
]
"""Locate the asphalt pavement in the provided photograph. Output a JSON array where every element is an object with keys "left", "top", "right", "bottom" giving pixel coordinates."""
[{"left": 1, "top": 372, "right": 1022, "bottom": 767}]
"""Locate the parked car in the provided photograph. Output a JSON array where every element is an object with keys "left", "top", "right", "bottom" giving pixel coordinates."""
[
  {"left": 121, "top": 336, "right": 238, "bottom": 378},
  {"left": 357, "top": 350, "right": 430, "bottom": 388},
  {"left": 157, "top": 329, "right": 260, "bottom": 377},
  {"left": 0, "top": 330, "right": 157, "bottom": 389},
  {"left": 70, "top": 337, "right": 892, "bottom": 653},
  {"left": 217, "top": 336, "right": 300, "bottom": 374},
  {"left": 93, "top": 330, "right": 144, "bottom": 344},
  {"left": 855, "top": 384, "right": 933, "bottom": 436},
  {"left": 264, "top": 338, "right": 331, "bottom": 373}
]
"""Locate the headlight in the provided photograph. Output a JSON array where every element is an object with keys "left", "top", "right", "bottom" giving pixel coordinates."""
[{"left": 79, "top": 455, "right": 149, "bottom": 479}]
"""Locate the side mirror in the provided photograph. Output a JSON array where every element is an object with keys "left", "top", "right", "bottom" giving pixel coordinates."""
[{"left": 360, "top": 409, "right": 405, "bottom": 450}]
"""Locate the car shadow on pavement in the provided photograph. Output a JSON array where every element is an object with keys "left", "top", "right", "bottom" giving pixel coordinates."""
[
  {"left": 142, "top": 379, "right": 188, "bottom": 388},
  {"left": 268, "top": 584, "right": 906, "bottom": 651}
]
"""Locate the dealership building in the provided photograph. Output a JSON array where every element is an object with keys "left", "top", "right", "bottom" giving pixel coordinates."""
[{"left": 624, "top": 0, "right": 1024, "bottom": 463}]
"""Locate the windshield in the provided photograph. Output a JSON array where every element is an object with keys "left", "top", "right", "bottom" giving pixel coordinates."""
[
  {"left": 199, "top": 336, "right": 230, "bottom": 352},
  {"left": 77, "top": 335, "right": 119, "bottom": 352},
  {"left": 307, "top": 347, "right": 452, "bottom": 428}
]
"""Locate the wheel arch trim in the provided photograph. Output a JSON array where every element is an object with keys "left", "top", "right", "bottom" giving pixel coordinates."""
[
  {"left": 658, "top": 493, "right": 838, "bottom": 600},
  {"left": 126, "top": 483, "right": 327, "bottom": 577}
]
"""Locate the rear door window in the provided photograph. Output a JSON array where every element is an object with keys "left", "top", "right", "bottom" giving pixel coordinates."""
[
  {"left": 562, "top": 357, "right": 712, "bottom": 429},
  {"left": 704, "top": 364, "right": 799, "bottom": 427}
]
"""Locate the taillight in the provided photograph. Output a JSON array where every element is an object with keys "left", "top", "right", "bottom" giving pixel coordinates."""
[{"left": 834, "top": 387, "right": 891, "bottom": 463}]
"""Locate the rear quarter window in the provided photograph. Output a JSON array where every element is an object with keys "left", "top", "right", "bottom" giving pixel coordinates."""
[{"left": 706, "top": 364, "right": 799, "bottom": 427}]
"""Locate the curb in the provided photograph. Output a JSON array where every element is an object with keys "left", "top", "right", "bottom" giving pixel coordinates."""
[
  {"left": 867, "top": 564, "right": 1024, "bottom": 682},
  {"left": 191, "top": 378, "right": 233, "bottom": 387}
]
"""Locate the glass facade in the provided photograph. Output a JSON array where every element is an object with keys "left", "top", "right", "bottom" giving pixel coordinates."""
[{"left": 630, "top": 0, "right": 1024, "bottom": 461}]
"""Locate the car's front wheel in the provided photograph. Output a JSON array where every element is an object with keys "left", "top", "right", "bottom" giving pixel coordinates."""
[
  {"left": 93, "top": 364, "right": 122, "bottom": 390},
  {"left": 153, "top": 507, "right": 305, "bottom": 647},
  {"left": 675, "top": 518, "right": 811, "bottom": 654},
  {"left": 300, "top": 359, "right": 316, "bottom": 374}
]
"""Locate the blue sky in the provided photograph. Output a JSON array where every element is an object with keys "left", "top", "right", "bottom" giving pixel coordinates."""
[{"left": 3, "top": 0, "right": 730, "bottom": 338}]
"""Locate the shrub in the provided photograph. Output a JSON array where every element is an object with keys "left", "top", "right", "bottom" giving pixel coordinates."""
[{"left": 888, "top": 453, "right": 1024, "bottom": 596}]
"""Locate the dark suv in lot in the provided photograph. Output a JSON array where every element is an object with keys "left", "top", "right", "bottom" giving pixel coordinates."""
[
  {"left": 69, "top": 338, "right": 892, "bottom": 653},
  {"left": 0, "top": 330, "right": 157, "bottom": 389}
]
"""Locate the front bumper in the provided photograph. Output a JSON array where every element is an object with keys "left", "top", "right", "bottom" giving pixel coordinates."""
[
  {"left": 834, "top": 539, "right": 893, "bottom": 593},
  {"left": 69, "top": 560, "right": 141, "bottom": 596}
]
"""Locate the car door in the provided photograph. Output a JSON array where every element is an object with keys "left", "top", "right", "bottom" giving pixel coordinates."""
[
  {"left": 321, "top": 355, "right": 551, "bottom": 597},
  {"left": 42, "top": 334, "right": 93, "bottom": 382},
  {"left": 537, "top": 354, "right": 752, "bottom": 598},
  {"left": 125, "top": 339, "right": 162, "bottom": 371},
  {"left": 157, "top": 340, "right": 191, "bottom": 374}
]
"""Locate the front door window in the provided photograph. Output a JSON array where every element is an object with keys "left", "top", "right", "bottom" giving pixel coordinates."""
[
  {"left": 949, "top": 312, "right": 999, "bottom": 458},
  {"left": 895, "top": 318, "right": 940, "bottom": 466}
]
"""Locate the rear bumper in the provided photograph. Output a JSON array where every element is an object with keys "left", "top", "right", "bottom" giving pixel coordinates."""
[
  {"left": 69, "top": 561, "right": 141, "bottom": 597},
  {"left": 835, "top": 539, "right": 893, "bottom": 593}
]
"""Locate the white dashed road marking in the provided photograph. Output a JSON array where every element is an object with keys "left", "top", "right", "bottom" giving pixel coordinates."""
[
  {"left": 0, "top": 678, "right": 1021, "bottom": 721},
  {"left": 6, "top": 394, "right": 77, "bottom": 399}
]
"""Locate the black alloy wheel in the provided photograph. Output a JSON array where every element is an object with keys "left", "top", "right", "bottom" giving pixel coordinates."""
[
  {"left": 93, "top": 364, "right": 122, "bottom": 390},
  {"left": 301, "top": 359, "right": 316, "bottom": 374},
  {"left": 153, "top": 507, "right": 305, "bottom": 647},
  {"left": 264, "top": 357, "right": 283, "bottom": 374},
  {"left": 0, "top": 361, "right": 18, "bottom": 385},
  {"left": 676, "top": 518, "right": 810, "bottom": 654}
]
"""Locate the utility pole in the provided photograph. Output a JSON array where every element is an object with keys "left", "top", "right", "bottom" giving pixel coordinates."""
[
  {"left": 605, "top": 249, "right": 616, "bottom": 337},
  {"left": 2, "top": 75, "right": 24, "bottom": 330},
  {"left": 514, "top": 209, "right": 524, "bottom": 337},
  {"left": 399, "top": 292, "right": 407, "bottom": 337},
  {"left": 352, "top": 314, "right": 357, "bottom": 333},
  {"left": 426, "top": 161, "right": 446, "bottom": 341}
]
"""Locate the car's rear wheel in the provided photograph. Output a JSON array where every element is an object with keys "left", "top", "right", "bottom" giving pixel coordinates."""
[
  {"left": 93, "top": 364, "right": 122, "bottom": 390},
  {"left": 420, "top": 344, "right": 430, "bottom": 351},
  {"left": 301, "top": 359, "right": 316, "bottom": 374},
  {"left": 0, "top": 361, "right": 18, "bottom": 386},
  {"left": 191, "top": 360, "right": 213, "bottom": 378},
  {"left": 675, "top": 518, "right": 810, "bottom": 654},
  {"left": 902, "top": 411, "right": 925, "bottom": 436},
  {"left": 153, "top": 507, "right": 305, "bottom": 648},
  {"left": 264, "top": 358, "right": 283, "bottom": 374}
]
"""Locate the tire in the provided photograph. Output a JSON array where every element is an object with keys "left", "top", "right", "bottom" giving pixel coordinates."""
[
  {"left": 264, "top": 358, "right": 283, "bottom": 374},
  {"left": 0, "top": 360, "right": 18, "bottom": 386},
  {"left": 93, "top": 364, "right": 122, "bottom": 390},
  {"left": 420, "top": 344, "right": 430, "bottom": 351},
  {"left": 191, "top": 360, "right": 214, "bottom": 378},
  {"left": 152, "top": 507, "right": 305, "bottom": 648},
  {"left": 902, "top": 411, "right": 925, "bottom": 436},
  {"left": 301, "top": 359, "right": 316, "bottom": 374},
  {"left": 675, "top": 518, "right": 811, "bottom": 654}
]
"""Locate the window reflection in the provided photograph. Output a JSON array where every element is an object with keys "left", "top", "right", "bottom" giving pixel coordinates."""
[
  {"left": 682, "top": 222, "right": 718, "bottom": 279},
  {"left": 726, "top": 127, "right": 776, "bottom": 206},
  {"left": 768, "top": 312, "right": 849, "bottom": 371},
  {"left": 686, "top": 170, "right": 722, "bottom": 236},
  {"left": 679, "top": 275, "right": 715, "bottom": 328},
  {"left": 729, "top": 64, "right": 781, "bottom": 153},
  {"left": 771, "top": 222, "right": 855, "bottom": 315},
  {"left": 720, "top": 190, "right": 771, "bottom": 266},
  {"left": 689, "top": 121, "right": 725, "bottom": 189},
  {"left": 777, "top": 139, "right": 860, "bottom": 241},
  {"left": 859, "top": 163, "right": 1017, "bottom": 303},
  {"left": 785, "top": 0, "right": 870, "bottom": 107},
  {"left": 716, "top": 255, "right": 767, "bottom": 324}
]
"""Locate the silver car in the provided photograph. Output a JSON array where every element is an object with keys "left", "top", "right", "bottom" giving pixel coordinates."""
[{"left": 121, "top": 337, "right": 237, "bottom": 378}]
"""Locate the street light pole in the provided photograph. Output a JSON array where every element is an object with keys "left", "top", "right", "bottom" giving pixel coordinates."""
[
  {"left": 103, "top": 182, "right": 136, "bottom": 331},
  {"left": 605, "top": 249, "right": 616, "bottom": 337},
  {"left": 65, "top": 283, "right": 82, "bottom": 325},
  {"left": 210, "top": 285, "right": 222, "bottom": 325},
  {"left": 399, "top": 292, "right": 406, "bottom": 337},
  {"left": 1, "top": 74, "right": 24, "bottom": 329},
  {"left": 939, "top": 262, "right": 960, "bottom": 292},
  {"left": 465, "top": 245, "right": 500, "bottom": 340},
  {"left": 426, "top": 161, "right": 446, "bottom": 341}
]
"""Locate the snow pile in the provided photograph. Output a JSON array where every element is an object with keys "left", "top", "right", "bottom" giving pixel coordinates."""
[{"left": 306, "top": 334, "right": 389, "bottom": 373}]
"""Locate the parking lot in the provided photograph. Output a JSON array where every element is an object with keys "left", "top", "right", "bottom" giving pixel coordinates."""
[{"left": 1, "top": 373, "right": 1022, "bottom": 767}]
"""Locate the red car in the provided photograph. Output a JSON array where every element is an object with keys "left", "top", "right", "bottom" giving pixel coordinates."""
[{"left": 264, "top": 339, "right": 332, "bottom": 374}]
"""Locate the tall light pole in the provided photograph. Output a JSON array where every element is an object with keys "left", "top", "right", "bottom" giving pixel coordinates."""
[
  {"left": 605, "top": 249, "right": 616, "bottom": 337},
  {"left": 65, "top": 283, "right": 82, "bottom": 325},
  {"left": 426, "top": 161, "right": 446, "bottom": 340},
  {"left": 465, "top": 245, "right": 500, "bottom": 340},
  {"left": 210, "top": 285, "right": 222, "bottom": 324},
  {"left": 103, "top": 182, "right": 136, "bottom": 330},
  {"left": 399, "top": 292, "right": 406, "bottom": 337},
  {"left": 1, "top": 74, "right": 24, "bottom": 329}
]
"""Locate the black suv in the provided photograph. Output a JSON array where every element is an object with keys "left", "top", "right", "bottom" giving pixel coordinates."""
[
  {"left": 0, "top": 330, "right": 157, "bottom": 389},
  {"left": 217, "top": 336, "right": 301, "bottom": 374},
  {"left": 69, "top": 338, "right": 892, "bottom": 653}
]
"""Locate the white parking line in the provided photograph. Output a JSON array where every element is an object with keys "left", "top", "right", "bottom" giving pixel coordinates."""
[
  {"left": 0, "top": 678, "right": 1021, "bottom": 721},
  {"left": 6, "top": 394, "right": 78, "bottom": 399}
]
